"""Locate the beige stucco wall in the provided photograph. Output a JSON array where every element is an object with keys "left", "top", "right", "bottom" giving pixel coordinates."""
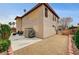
[
  {"left": 16, "top": 18, "right": 22, "bottom": 32},
  {"left": 43, "top": 5, "right": 59, "bottom": 38},
  {"left": 16, "top": 4, "right": 59, "bottom": 39},
  {"left": 22, "top": 5, "right": 43, "bottom": 38}
]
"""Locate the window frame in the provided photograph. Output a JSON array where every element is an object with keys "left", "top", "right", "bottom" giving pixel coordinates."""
[{"left": 45, "top": 7, "right": 48, "bottom": 17}]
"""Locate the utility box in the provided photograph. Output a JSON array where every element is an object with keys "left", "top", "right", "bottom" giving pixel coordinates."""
[{"left": 24, "top": 28, "right": 35, "bottom": 38}]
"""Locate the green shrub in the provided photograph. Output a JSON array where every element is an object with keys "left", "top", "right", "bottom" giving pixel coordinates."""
[
  {"left": 0, "top": 24, "right": 11, "bottom": 53},
  {"left": 73, "top": 28, "right": 79, "bottom": 49},
  {"left": 0, "top": 24, "right": 11, "bottom": 39},
  {"left": 0, "top": 39, "right": 11, "bottom": 52}
]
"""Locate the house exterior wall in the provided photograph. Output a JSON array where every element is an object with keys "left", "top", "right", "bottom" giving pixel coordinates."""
[
  {"left": 16, "top": 4, "right": 59, "bottom": 39},
  {"left": 22, "top": 5, "right": 44, "bottom": 38},
  {"left": 16, "top": 18, "right": 22, "bottom": 32},
  {"left": 43, "top": 5, "right": 59, "bottom": 38}
]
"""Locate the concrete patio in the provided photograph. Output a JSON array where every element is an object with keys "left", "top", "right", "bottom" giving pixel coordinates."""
[{"left": 9, "top": 34, "right": 42, "bottom": 51}]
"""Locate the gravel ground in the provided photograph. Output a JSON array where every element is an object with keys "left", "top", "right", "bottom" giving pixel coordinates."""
[{"left": 14, "top": 35, "right": 68, "bottom": 55}]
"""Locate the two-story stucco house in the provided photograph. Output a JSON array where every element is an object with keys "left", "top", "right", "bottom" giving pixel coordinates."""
[{"left": 15, "top": 3, "right": 60, "bottom": 39}]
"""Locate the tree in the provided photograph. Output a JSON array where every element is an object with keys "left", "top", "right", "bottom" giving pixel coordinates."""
[
  {"left": 12, "top": 22, "right": 15, "bottom": 27},
  {"left": 77, "top": 23, "right": 79, "bottom": 26},
  {"left": 8, "top": 22, "right": 15, "bottom": 28},
  {"left": 8, "top": 22, "right": 12, "bottom": 26},
  {"left": 61, "top": 17, "right": 73, "bottom": 29},
  {"left": 0, "top": 24, "right": 11, "bottom": 53},
  {"left": 8, "top": 22, "right": 12, "bottom": 27},
  {"left": 0, "top": 24, "right": 11, "bottom": 39}
]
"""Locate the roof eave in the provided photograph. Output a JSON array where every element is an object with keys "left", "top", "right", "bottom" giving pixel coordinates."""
[
  {"left": 15, "top": 3, "right": 60, "bottom": 19},
  {"left": 44, "top": 3, "right": 59, "bottom": 19},
  {"left": 15, "top": 16, "right": 22, "bottom": 20}
]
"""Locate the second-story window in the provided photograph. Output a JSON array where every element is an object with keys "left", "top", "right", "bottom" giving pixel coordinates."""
[
  {"left": 45, "top": 7, "right": 48, "bottom": 17},
  {"left": 55, "top": 16, "right": 56, "bottom": 21},
  {"left": 53, "top": 14, "right": 54, "bottom": 21},
  {"left": 57, "top": 18, "right": 59, "bottom": 23}
]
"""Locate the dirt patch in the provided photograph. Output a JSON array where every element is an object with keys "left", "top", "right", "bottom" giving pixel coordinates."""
[{"left": 14, "top": 35, "right": 68, "bottom": 55}]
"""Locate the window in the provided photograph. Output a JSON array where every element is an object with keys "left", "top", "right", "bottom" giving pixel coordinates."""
[
  {"left": 54, "top": 17, "right": 56, "bottom": 21},
  {"left": 53, "top": 14, "right": 54, "bottom": 21},
  {"left": 45, "top": 8, "right": 48, "bottom": 17},
  {"left": 53, "top": 15, "right": 56, "bottom": 21},
  {"left": 57, "top": 18, "right": 59, "bottom": 23},
  {"left": 55, "top": 17, "right": 58, "bottom": 23},
  {"left": 55, "top": 16, "right": 56, "bottom": 21}
]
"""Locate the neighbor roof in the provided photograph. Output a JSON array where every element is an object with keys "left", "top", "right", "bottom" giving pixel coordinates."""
[{"left": 15, "top": 3, "right": 59, "bottom": 20}]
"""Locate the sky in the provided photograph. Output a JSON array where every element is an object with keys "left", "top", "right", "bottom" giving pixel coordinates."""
[
  {"left": 0, "top": 3, "right": 79, "bottom": 26},
  {"left": 51, "top": 3, "right": 79, "bottom": 26}
]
